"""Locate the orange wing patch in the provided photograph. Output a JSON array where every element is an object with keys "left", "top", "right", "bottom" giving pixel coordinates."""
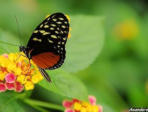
[{"left": 32, "top": 52, "right": 60, "bottom": 69}]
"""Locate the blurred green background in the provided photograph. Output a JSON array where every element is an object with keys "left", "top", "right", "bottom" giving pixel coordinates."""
[{"left": 0, "top": 0, "right": 148, "bottom": 112}]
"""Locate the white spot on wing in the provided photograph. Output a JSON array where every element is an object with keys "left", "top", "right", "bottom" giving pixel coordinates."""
[
  {"left": 40, "top": 24, "right": 43, "bottom": 28},
  {"left": 40, "top": 30, "right": 45, "bottom": 33},
  {"left": 59, "top": 18, "right": 64, "bottom": 20},
  {"left": 48, "top": 39, "right": 53, "bottom": 43},
  {"left": 43, "top": 32, "right": 50, "bottom": 35},
  {"left": 53, "top": 18, "right": 57, "bottom": 21},
  {"left": 34, "top": 30, "right": 38, "bottom": 33},
  {"left": 33, "top": 38, "right": 42, "bottom": 42},
  {"left": 55, "top": 31, "right": 59, "bottom": 34},
  {"left": 51, "top": 35, "right": 57, "bottom": 39},
  {"left": 62, "top": 25, "right": 66, "bottom": 29},
  {"left": 44, "top": 25, "right": 49, "bottom": 28},
  {"left": 56, "top": 21, "right": 62, "bottom": 24},
  {"left": 51, "top": 24, "right": 56, "bottom": 27},
  {"left": 50, "top": 27, "right": 54, "bottom": 30},
  {"left": 64, "top": 21, "right": 68, "bottom": 24},
  {"left": 63, "top": 37, "right": 66, "bottom": 40}
]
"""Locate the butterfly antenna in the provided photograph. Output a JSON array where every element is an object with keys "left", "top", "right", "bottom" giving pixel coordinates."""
[{"left": 14, "top": 15, "right": 23, "bottom": 46}]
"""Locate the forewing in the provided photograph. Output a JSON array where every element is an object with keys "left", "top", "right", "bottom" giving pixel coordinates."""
[{"left": 27, "top": 12, "right": 70, "bottom": 69}]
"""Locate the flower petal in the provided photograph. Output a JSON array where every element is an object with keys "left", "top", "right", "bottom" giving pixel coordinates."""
[
  {"left": 15, "top": 82, "right": 24, "bottom": 92},
  {"left": 88, "top": 96, "right": 96, "bottom": 105},
  {"left": 5, "top": 73, "right": 16, "bottom": 83},
  {"left": 24, "top": 81, "right": 34, "bottom": 90},
  {"left": 72, "top": 99, "right": 80, "bottom": 103},
  {"left": 62, "top": 100, "right": 73, "bottom": 108},
  {"left": 2, "top": 54, "right": 8, "bottom": 58},
  {"left": 0, "top": 83, "right": 6, "bottom": 92},
  {"left": 65, "top": 109, "right": 74, "bottom": 112},
  {"left": 73, "top": 102, "right": 82, "bottom": 111},
  {"left": 98, "top": 105, "right": 103, "bottom": 112},
  {"left": 5, "top": 83, "right": 15, "bottom": 90}
]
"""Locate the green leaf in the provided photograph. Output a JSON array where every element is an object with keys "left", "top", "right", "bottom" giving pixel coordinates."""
[
  {"left": 0, "top": 92, "right": 29, "bottom": 112},
  {"left": 62, "top": 15, "right": 104, "bottom": 72},
  {"left": 0, "top": 29, "right": 20, "bottom": 53},
  {"left": 0, "top": 47, "right": 6, "bottom": 54},
  {"left": 39, "top": 69, "right": 88, "bottom": 100}
]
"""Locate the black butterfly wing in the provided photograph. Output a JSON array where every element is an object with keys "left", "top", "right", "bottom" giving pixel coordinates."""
[{"left": 27, "top": 12, "right": 70, "bottom": 70}]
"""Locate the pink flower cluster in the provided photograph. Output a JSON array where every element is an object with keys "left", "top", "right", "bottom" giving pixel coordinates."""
[
  {"left": 63, "top": 96, "right": 103, "bottom": 112},
  {"left": 0, "top": 73, "right": 24, "bottom": 92}
]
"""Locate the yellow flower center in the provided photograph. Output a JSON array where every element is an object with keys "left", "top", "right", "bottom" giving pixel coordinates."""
[
  {"left": 74, "top": 102, "right": 82, "bottom": 111},
  {"left": 73, "top": 101, "right": 99, "bottom": 112}
]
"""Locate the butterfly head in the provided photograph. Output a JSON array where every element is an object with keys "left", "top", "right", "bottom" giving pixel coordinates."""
[
  {"left": 19, "top": 46, "right": 25, "bottom": 51},
  {"left": 19, "top": 46, "right": 31, "bottom": 59}
]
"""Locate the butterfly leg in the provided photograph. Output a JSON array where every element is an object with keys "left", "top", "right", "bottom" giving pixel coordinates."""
[
  {"left": 38, "top": 67, "right": 51, "bottom": 82},
  {"left": 26, "top": 59, "right": 32, "bottom": 74}
]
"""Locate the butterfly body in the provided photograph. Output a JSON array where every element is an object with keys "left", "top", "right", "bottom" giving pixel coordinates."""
[{"left": 20, "top": 12, "right": 70, "bottom": 82}]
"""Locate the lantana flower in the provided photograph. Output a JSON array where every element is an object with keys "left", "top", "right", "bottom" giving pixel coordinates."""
[
  {"left": 0, "top": 53, "right": 43, "bottom": 92},
  {"left": 62, "top": 95, "right": 103, "bottom": 112}
]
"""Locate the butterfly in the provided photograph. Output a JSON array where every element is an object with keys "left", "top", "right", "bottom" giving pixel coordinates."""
[{"left": 19, "top": 12, "right": 70, "bottom": 82}]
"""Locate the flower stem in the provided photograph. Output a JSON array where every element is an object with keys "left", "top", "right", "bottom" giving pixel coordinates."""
[
  {"left": 28, "top": 103, "right": 49, "bottom": 112},
  {"left": 23, "top": 98, "right": 64, "bottom": 111}
]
